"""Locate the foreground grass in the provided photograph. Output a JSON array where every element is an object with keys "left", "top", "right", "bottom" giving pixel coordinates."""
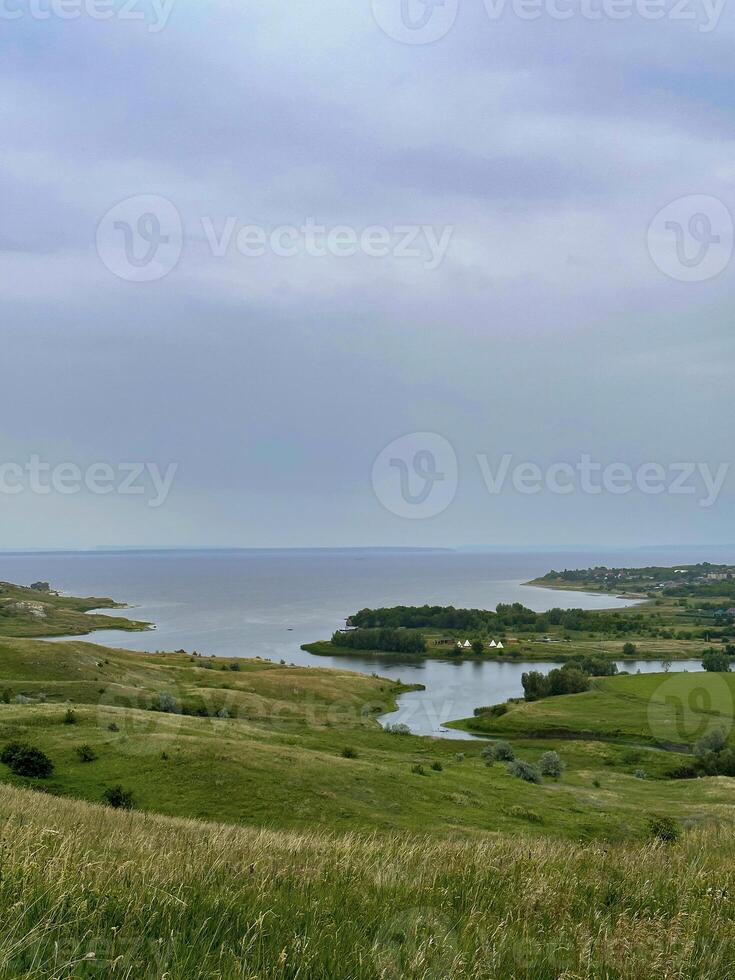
[{"left": 1, "top": 783, "right": 735, "bottom": 978}]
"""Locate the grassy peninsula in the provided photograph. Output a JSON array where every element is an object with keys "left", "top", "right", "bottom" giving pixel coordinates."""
[
  {"left": 0, "top": 580, "right": 150, "bottom": 637},
  {"left": 304, "top": 562, "right": 735, "bottom": 665}
]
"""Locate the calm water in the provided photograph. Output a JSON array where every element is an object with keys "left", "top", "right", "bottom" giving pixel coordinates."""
[{"left": 0, "top": 547, "right": 724, "bottom": 737}]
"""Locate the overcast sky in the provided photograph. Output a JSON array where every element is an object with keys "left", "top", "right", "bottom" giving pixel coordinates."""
[{"left": 1, "top": 0, "right": 733, "bottom": 549}]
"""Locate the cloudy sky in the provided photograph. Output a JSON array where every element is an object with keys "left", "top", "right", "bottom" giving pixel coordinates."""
[{"left": 1, "top": 0, "right": 733, "bottom": 549}]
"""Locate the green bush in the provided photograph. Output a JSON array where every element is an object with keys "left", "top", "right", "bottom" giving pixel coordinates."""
[
  {"left": 702, "top": 649, "right": 731, "bottom": 672},
  {"left": 411, "top": 764, "right": 425, "bottom": 776},
  {"left": 507, "top": 804, "right": 543, "bottom": 823},
  {"left": 63, "top": 709, "right": 77, "bottom": 725},
  {"left": 538, "top": 751, "right": 564, "bottom": 778},
  {"left": 694, "top": 728, "right": 727, "bottom": 757},
  {"left": 648, "top": 815, "right": 681, "bottom": 843},
  {"left": 507, "top": 760, "right": 541, "bottom": 784},
  {"left": 385, "top": 723, "right": 411, "bottom": 736},
  {"left": 155, "top": 692, "right": 180, "bottom": 714},
  {"left": 76, "top": 744, "right": 97, "bottom": 763},
  {"left": 341, "top": 747, "right": 358, "bottom": 759},
  {"left": 474, "top": 703, "right": 508, "bottom": 717},
  {"left": 482, "top": 740, "right": 515, "bottom": 764},
  {"left": 102, "top": 785, "right": 134, "bottom": 810},
  {"left": 431, "top": 760, "right": 443, "bottom": 771},
  {"left": 0, "top": 742, "right": 24, "bottom": 766},
  {"left": 1, "top": 743, "right": 54, "bottom": 778}
]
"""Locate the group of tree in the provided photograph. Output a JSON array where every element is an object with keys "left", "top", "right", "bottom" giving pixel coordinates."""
[
  {"left": 520, "top": 656, "right": 617, "bottom": 701},
  {"left": 702, "top": 648, "right": 734, "bottom": 672},
  {"left": 521, "top": 665, "right": 590, "bottom": 701},
  {"left": 348, "top": 603, "right": 647, "bottom": 637},
  {"left": 332, "top": 627, "right": 426, "bottom": 654}
]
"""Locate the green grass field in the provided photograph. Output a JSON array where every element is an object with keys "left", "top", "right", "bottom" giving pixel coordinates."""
[
  {"left": 456, "top": 671, "right": 735, "bottom": 749},
  {"left": 2, "top": 581, "right": 735, "bottom": 976},
  {"left": 3, "top": 783, "right": 735, "bottom": 978},
  {"left": 1, "top": 634, "right": 735, "bottom": 841}
]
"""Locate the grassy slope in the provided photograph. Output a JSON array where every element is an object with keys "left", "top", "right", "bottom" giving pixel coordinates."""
[
  {"left": 0, "top": 581, "right": 149, "bottom": 636},
  {"left": 2, "top": 783, "right": 735, "bottom": 978},
  {"left": 3, "top": 586, "right": 735, "bottom": 975},
  {"left": 2, "top": 637, "right": 735, "bottom": 841},
  {"left": 455, "top": 671, "right": 735, "bottom": 748}
]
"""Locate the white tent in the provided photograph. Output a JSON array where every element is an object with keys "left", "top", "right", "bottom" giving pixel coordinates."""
[
  {"left": 489, "top": 640, "right": 497, "bottom": 648},
  {"left": 496, "top": 641, "right": 504, "bottom": 650},
  {"left": 463, "top": 640, "right": 472, "bottom": 648}
]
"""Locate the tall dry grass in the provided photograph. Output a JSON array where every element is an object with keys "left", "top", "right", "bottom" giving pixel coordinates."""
[{"left": 0, "top": 784, "right": 733, "bottom": 978}]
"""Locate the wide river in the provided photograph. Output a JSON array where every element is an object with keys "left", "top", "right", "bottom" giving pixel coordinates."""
[{"left": 0, "top": 546, "right": 726, "bottom": 737}]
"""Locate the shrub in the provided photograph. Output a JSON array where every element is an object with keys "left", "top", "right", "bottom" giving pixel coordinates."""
[
  {"left": 482, "top": 740, "right": 515, "bottom": 764},
  {"left": 507, "top": 804, "right": 543, "bottom": 823},
  {"left": 0, "top": 742, "right": 25, "bottom": 765},
  {"left": 216, "top": 708, "right": 230, "bottom": 719},
  {"left": 538, "top": 750, "right": 564, "bottom": 778},
  {"left": 63, "top": 708, "right": 77, "bottom": 725},
  {"left": 634, "top": 769, "right": 647, "bottom": 780},
  {"left": 0, "top": 689, "right": 11, "bottom": 704},
  {"left": 341, "top": 746, "right": 358, "bottom": 759},
  {"left": 1, "top": 743, "right": 54, "bottom": 778},
  {"left": 592, "top": 778, "right": 601, "bottom": 788},
  {"left": 107, "top": 722, "right": 119, "bottom": 732},
  {"left": 411, "top": 763, "right": 425, "bottom": 775},
  {"left": 507, "top": 760, "right": 541, "bottom": 784},
  {"left": 694, "top": 728, "right": 727, "bottom": 758},
  {"left": 431, "top": 760, "right": 443, "bottom": 771},
  {"left": 667, "top": 763, "right": 698, "bottom": 780},
  {"left": 155, "top": 692, "right": 181, "bottom": 714},
  {"left": 702, "top": 649, "right": 731, "bottom": 672},
  {"left": 622, "top": 642, "right": 637, "bottom": 656},
  {"left": 455, "top": 753, "right": 465, "bottom": 762},
  {"left": 648, "top": 815, "right": 681, "bottom": 843},
  {"left": 228, "top": 661, "right": 241, "bottom": 671},
  {"left": 385, "top": 723, "right": 411, "bottom": 736},
  {"left": 102, "top": 785, "right": 134, "bottom": 810},
  {"left": 75, "top": 744, "right": 97, "bottom": 763},
  {"left": 475, "top": 703, "right": 508, "bottom": 717}
]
